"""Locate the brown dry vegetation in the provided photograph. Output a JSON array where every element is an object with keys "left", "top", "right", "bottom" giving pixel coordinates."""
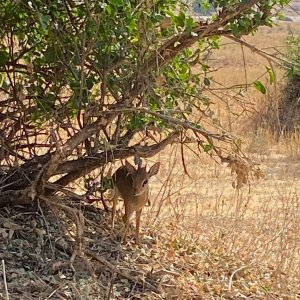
[
  {"left": 141, "top": 22, "right": 300, "bottom": 299},
  {"left": 1, "top": 22, "right": 300, "bottom": 299},
  {"left": 82, "top": 20, "right": 293, "bottom": 298}
]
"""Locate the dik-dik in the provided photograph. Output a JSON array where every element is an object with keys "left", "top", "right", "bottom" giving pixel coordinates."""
[{"left": 111, "top": 161, "right": 160, "bottom": 245}]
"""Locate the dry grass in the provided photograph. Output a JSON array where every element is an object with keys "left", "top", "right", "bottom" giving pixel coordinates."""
[
  {"left": 203, "top": 22, "right": 300, "bottom": 135},
  {"left": 139, "top": 22, "right": 300, "bottom": 299},
  {"left": 140, "top": 141, "right": 300, "bottom": 298}
]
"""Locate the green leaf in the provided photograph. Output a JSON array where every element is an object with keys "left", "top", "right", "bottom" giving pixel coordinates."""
[
  {"left": 277, "top": 12, "right": 285, "bottom": 21},
  {"left": 86, "top": 77, "right": 94, "bottom": 90},
  {"left": 44, "top": 47, "right": 56, "bottom": 63},
  {"left": 265, "top": 67, "right": 276, "bottom": 84},
  {"left": 254, "top": 80, "right": 266, "bottom": 94},
  {"left": 185, "top": 16, "right": 195, "bottom": 32},
  {"left": 230, "top": 23, "right": 240, "bottom": 37},
  {"left": 204, "top": 77, "right": 210, "bottom": 86},
  {"left": 0, "top": 50, "right": 9, "bottom": 67},
  {"left": 70, "top": 81, "right": 81, "bottom": 90},
  {"left": 128, "top": 113, "right": 147, "bottom": 130},
  {"left": 85, "top": 18, "right": 98, "bottom": 36},
  {"left": 208, "top": 35, "right": 220, "bottom": 49},
  {"left": 106, "top": 5, "right": 112, "bottom": 15},
  {"left": 201, "top": 63, "right": 209, "bottom": 71},
  {"left": 203, "top": 143, "right": 213, "bottom": 152},
  {"left": 39, "top": 14, "right": 51, "bottom": 29},
  {"left": 200, "top": 0, "right": 211, "bottom": 11},
  {"left": 175, "top": 11, "right": 186, "bottom": 28},
  {"left": 110, "top": 0, "right": 123, "bottom": 7}
]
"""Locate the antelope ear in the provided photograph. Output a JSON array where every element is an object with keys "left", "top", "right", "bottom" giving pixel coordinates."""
[
  {"left": 148, "top": 162, "right": 160, "bottom": 177},
  {"left": 125, "top": 160, "right": 136, "bottom": 175}
]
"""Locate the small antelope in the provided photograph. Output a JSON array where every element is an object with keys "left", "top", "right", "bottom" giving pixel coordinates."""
[{"left": 111, "top": 160, "right": 160, "bottom": 245}]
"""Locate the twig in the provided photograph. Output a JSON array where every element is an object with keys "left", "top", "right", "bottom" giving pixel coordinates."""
[
  {"left": 31, "top": 272, "right": 66, "bottom": 300},
  {"left": 46, "top": 286, "right": 62, "bottom": 299},
  {"left": 107, "top": 251, "right": 120, "bottom": 300},
  {"left": 39, "top": 195, "right": 95, "bottom": 277},
  {"left": 225, "top": 34, "right": 295, "bottom": 68},
  {"left": 228, "top": 262, "right": 255, "bottom": 293},
  {"left": 2, "top": 259, "right": 9, "bottom": 300},
  {"left": 180, "top": 135, "right": 192, "bottom": 179},
  {"left": 87, "top": 107, "right": 231, "bottom": 142}
]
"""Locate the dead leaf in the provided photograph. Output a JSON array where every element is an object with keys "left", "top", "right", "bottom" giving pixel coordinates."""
[
  {"left": 3, "top": 221, "right": 22, "bottom": 230},
  {"left": 0, "top": 228, "right": 9, "bottom": 239}
]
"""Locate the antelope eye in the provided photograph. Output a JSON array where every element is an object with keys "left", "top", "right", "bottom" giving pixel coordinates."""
[{"left": 143, "top": 180, "right": 148, "bottom": 186}]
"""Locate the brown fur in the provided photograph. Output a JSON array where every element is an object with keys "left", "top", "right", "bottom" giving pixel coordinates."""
[{"left": 111, "top": 161, "right": 160, "bottom": 245}]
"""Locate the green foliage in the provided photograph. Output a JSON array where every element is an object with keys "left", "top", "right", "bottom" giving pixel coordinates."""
[
  {"left": 277, "top": 35, "right": 300, "bottom": 132},
  {"left": 0, "top": 49, "right": 9, "bottom": 67},
  {"left": 266, "top": 67, "right": 276, "bottom": 84},
  {"left": 254, "top": 80, "right": 266, "bottom": 94},
  {"left": 0, "top": 0, "right": 289, "bottom": 172},
  {"left": 286, "top": 35, "right": 300, "bottom": 76}
]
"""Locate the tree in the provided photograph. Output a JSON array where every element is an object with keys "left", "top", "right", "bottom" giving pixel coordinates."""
[
  {"left": 278, "top": 35, "right": 300, "bottom": 132},
  {"left": 0, "top": 0, "right": 289, "bottom": 206}
]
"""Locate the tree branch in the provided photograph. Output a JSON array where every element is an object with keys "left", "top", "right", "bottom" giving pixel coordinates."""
[
  {"left": 87, "top": 107, "right": 231, "bottom": 142},
  {"left": 130, "top": 0, "right": 262, "bottom": 99},
  {"left": 52, "top": 131, "right": 180, "bottom": 187}
]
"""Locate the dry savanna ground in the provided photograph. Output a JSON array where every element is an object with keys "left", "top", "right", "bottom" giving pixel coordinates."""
[
  {"left": 1, "top": 22, "right": 300, "bottom": 300},
  {"left": 144, "top": 22, "right": 300, "bottom": 299}
]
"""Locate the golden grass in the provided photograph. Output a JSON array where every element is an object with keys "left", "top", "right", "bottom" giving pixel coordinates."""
[
  {"left": 139, "top": 141, "right": 300, "bottom": 298},
  {"left": 138, "top": 22, "right": 300, "bottom": 298}
]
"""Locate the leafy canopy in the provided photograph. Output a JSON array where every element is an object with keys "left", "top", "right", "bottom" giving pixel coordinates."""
[{"left": 0, "top": 0, "right": 289, "bottom": 192}]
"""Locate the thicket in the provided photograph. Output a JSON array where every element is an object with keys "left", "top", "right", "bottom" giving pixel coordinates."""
[
  {"left": 0, "top": 0, "right": 289, "bottom": 207},
  {"left": 279, "top": 35, "right": 300, "bottom": 132}
]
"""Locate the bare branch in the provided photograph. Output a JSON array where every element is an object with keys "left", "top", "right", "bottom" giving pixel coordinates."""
[
  {"left": 53, "top": 131, "right": 180, "bottom": 187},
  {"left": 87, "top": 107, "right": 231, "bottom": 142}
]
